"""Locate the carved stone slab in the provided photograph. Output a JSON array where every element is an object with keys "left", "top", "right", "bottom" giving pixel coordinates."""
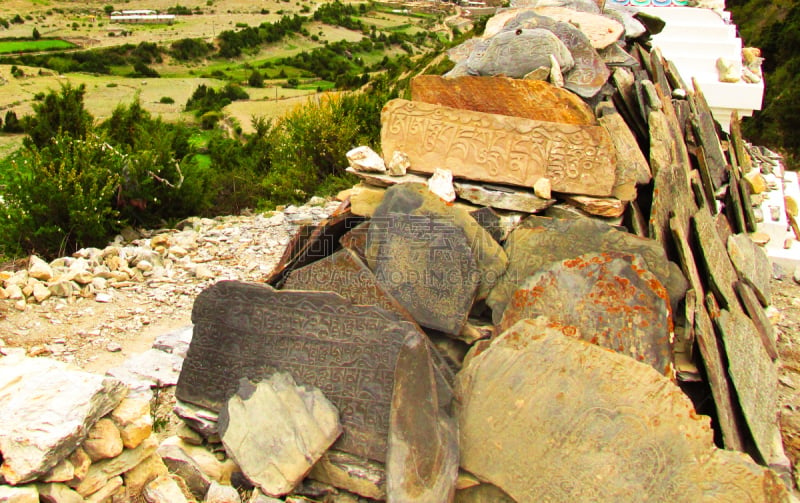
[
  {"left": 487, "top": 217, "right": 685, "bottom": 324},
  {"left": 381, "top": 99, "right": 617, "bottom": 196},
  {"left": 283, "top": 248, "right": 411, "bottom": 320},
  {"left": 411, "top": 75, "right": 597, "bottom": 125},
  {"left": 499, "top": 252, "right": 673, "bottom": 375},
  {"left": 534, "top": 7, "right": 624, "bottom": 49},
  {"left": 713, "top": 308, "right": 780, "bottom": 464},
  {"left": 175, "top": 281, "right": 423, "bottom": 462},
  {"left": 465, "top": 28, "right": 574, "bottom": 79},
  {"left": 457, "top": 318, "right": 789, "bottom": 502}
]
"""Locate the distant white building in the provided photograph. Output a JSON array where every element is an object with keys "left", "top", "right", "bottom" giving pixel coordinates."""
[{"left": 110, "top": 10, "right": 176, "bottom": 24}]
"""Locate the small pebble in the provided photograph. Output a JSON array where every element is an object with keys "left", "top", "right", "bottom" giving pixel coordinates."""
[{"left": 106, "top": 342, "right": 122, "bottom": 353}]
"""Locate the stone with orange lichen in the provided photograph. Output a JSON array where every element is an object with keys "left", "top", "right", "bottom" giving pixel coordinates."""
[
  {"left": 456, "top": 318, "right": 791, "bottom": 503},
  {"left": 498, "top": 252, "right": 673, "bottom": 376}
]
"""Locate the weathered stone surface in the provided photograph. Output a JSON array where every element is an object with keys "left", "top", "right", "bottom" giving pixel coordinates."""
[
  {"left": 36, "top": 482, "right": 83, "bottom": 503},
  {"left": 499, "top": 252, "right": 672, "bottom": 375},
  {"left": 176, "top": 281, "right": 421, "bottom": 462},
  {"left": 535, "top": 6, "right": 624, "bottom": 48},
  {"left": 387, "top": 333, "right": 458, "bottom": 502},
  {"left": 66, "top": 448, "right": 90, "bottom": 484},
  {"left": 28, "top": 255, "right": 53, "bottom": 281},
  {"left": 284, "top": 248, "right": 412, "bottom": 320},
  {"left": 73, "top": 434, "right": 158, "bottom": 497},
  {"left": 348, "top": 184, "right": 385, "bottom": 218},
  {"left": 248, "top": 490, "right": 284, "bottom": 503},
  {"left": 562, "top": 195, "right": 626, "bottom": 217},
  {"left": 219, "top": 374, "right": 341, "bottom": 497},
  {"left": 692, "top": 208, "right": 739, "bottom": 309},
  {"left": 83, "top": 418, "right": 124, "bottom": 462},
  {"left": 122, "top": 453, "right": 169, "bottom": 501},
  {"left": 84, "top": 475, "right": 122, "bottom": 503},
  {"left": 158, "top": 436, "right": 238, "bottom": 487},
  {"left": 735, "top": 281, "right": 778, "bottom": 361},
  {"left": 308, "top": 451, "right": 386, "bottom": 501},
  {"left": 727, "top": 233, "right": 771, "bottom": 305},
  {"left": 0, "top": 485, "right": 38, "bottom": 503},
  {"left": 411, "top": 75, "right": 596, "bottom": 125},
  {"left": 143, "top": 475, "right": 189, "bottom": 503},
  {"left": 487, "top": 217, "right": 685, "bottom": 324},
  {"left": 454, "top": 181, "right": 554, "bottom": 213},
  {"left": 456, "top": 318, "right": 790, "bottom": 502},
  {"left": 427, "top": 168, "right": 456, "bottom": 203},
  {"left": 346, "top": 146, "right": 386, "bottom": 174},
  {"left": 381, "top": 99, "right": 617, "bottom": 196},
  {"left": 596, "top": 102, "right": 651, "bottom": 201},
  {"left": 0, "top": 354, "right": 127, "bottom": 485},
  {"left": 205, "top": 481, "right": 242, "bottom": 503},
  {"left": 172, "top": 400, "right": 219, "bottom": 439},
  {"left": 106, "top": 348, "right": 184, "bottom": 389},
  {"left": 152, "top": 325, "right": 193, "bottom": 359},
  {"left": 345, "top": 168, "right": 427, "bottom": 188},
  {"left": 110, "top": 395, "right": 153, "bottom": 449},
  {"left": 455, "top": 483, "right": 515, "bottom": 503},
  {"left": 465, "top": 29, "right": 574, "bottom": 79},
  {"left": 670, "top": 216, "right": 746, "bottom": 451},
  {"left": 689, "top": 82, "right": 728, "bottom": 190},
  {"left": 713, "top": 307, "right": 781, "bottom": 463}
]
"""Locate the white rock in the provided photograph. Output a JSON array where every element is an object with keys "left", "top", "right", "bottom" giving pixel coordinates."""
[
  {"left": 549, "top": 54, "right": 564, "bottom": 87},
  {"left": 95, "top": 292, "right": 113, "bottom": 303},
  {"left": 716, "top": 57, "right": 740, "bottom": 83},
  {"left": 533, "top": 177, "right": 552, "bottom": 199},
  {"left": 427, "top": 168, "right": 456, "bottom": 203},
  {"left": 0, "top": 484, "right": 38, "bottom": 502},
  {"left": 136, "top": 260, "right": 154, "bottom": 272},
  {"left": 6, "top": 284, "right": 24, "bottom": 300},
  {"left": 194, "top": 265, "right": 214, "bottom": 280},
  {"left": 28, "top": 255, "right": 53, "bottom": 281},
  {"left": 346, "top": 146, "right": 386, "bottom": 173},
  {"left": 205, "top": 481, "right": 242, "bottom": 503},
  {"left": 388, "top": 151, "right": 411, "bottom": 176},
  {"left": 143, "top": 474, "right": 188, "bottom": 503}
]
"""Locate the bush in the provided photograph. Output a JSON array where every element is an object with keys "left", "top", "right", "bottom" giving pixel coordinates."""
[
  {"left": 248, "top": 69, "right": 264, "bottom": 88},
  {"left": 200, "top": 111, "right": 221, "bottom": 129},
  {"left": 159, "top": 96, "right": 175, "bottom": 104}
]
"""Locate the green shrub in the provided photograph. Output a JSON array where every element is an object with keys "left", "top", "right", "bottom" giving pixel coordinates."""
[
  {"left": 159, "top": 96, "right": 175, "bottom": 104},
  {"left": 0, "top": 135, "right": 122, "bottom": 258},
  {"left": 200, "top": 111, "right": 221, "bottom": 129}
]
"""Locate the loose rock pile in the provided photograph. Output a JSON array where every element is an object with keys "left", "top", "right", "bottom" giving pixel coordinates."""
[{"left": 0, "top": 1, "right": 795, "bottom": 502}]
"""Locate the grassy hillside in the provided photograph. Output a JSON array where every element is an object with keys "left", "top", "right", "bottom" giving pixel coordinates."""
[{"left": 728, "top": 0, "right": 800, "bottom": 165}]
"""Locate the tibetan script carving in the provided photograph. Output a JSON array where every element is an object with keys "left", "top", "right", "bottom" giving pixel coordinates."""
[
  {"left": 175, "top": 280, "right": 424, "bottom": 463},
  {"left": 381, "top": 99, "right": 616, "bottom": 196}
]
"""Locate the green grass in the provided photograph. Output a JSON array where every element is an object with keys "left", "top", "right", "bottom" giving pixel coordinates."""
[
  {"left": 298, "top": 79, "right": 334, "bottom": 90},
  {"left": 0, "top": 38, "right": 75, "bottom": 54}
]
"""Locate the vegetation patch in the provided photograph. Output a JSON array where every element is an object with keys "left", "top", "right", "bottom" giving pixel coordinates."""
[{"left": 0, "top": 38, "right": 75, "bottom": 54}]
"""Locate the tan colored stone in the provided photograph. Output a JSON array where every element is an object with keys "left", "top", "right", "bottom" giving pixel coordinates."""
[
  {"left": 381, "top": 99, "right": 617, "bottom": 196},
  {"left": 745, "top": 171, "right": 768, "bottom": 194},
  {"left": 308, "top": 451, "right": 386, "bottom": 500},
  {"left": 84, "top": 418, "right": 124, "bottom": 462},
  {"left": 84, "top": 476, "right": 122, "bottom": 503},
  {"left": 533, "top": 177, "right": 551, "bottom": 200},
  {"left": 785, "top": 195, "right": 798, "bottom": 217},
  {"left": 534, "top": 7, "right": 624, "bottom": 48},
  {"left": 28, "top": 255, "right": 53, "bottom": 281},
  {"left": 562, "top": 195, "right": 626, "bottom": 217},
  {"left": 348, "top": 184, "right": 385, "bottom": 217},
  {"left": 387, "top": 150, "right": 410, "bottom": 176},
  {"left": 0, "top": 485, "right": 38, "bottom": 502},
  {"left": 122, "top": 454, "right": 169, "bottom": 500},
  {"left": 158, "top": 437, "right": 238, "bottom": 485},
  {"left": 40, "top": 458, "right": 75, "bottom": 483},
  {"left": 110, "top": 396, "right": 153, "bottom": 449},
  {"left": 143, "top": 475, "right": 189, "bottom": 503},
  {"left": 67, "top": 448, "right": 91, "bottom": 483},
  {"left": 457, "top": 318, "right": 790, "bottom": 502},
  {"left": 411, "top": 75, "right": 596, "bottom": 125},
  {"left": 36, "top": 482, "right": 83, "bottom": 503},
  {"left": 73, "top": 434, "right": 158, "bottom": 497}
]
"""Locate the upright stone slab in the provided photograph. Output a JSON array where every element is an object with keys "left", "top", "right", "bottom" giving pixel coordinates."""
[
  {"left": 381, "top": 99, "right": 617, "bottom": 196},
  {"left": 176, "top": 281, "right": 422, "bottom": 463},
  {"left": 456, "top": 318, "right": 790, "bottom": 502},
  {"left": 596, "top": 102, "right": 651, "bottom": 201},
  {"left": 487, "top": 217, "right": 685, "bottom": 324},
  {"left": 713, "top": 308, "right": 781, "bottom": 464},
  {"left": 465, "top": 29, "right": 574, "bottom": 78},
  {"left": 735, "top": 281, "right": 778, "bottom": 361},
  {"left": 366, "top": 183, "right": 507, "bottom": 334},
  {"left": 499, "top": 252, "right": 673, "bottom": 375},
  {"left": 689, "top": 81, "right": 728, "bottom": 190},
  {"left": 218, "top": 374, "right": 341, "bottom": 497},
  {"left": 410, "top": 75, "right": 597, "bottom": 125},
  {"left": 0, "top": 354, "right": 127, "bottom": 485},
  {"left": 533, "top": 7, "right": 624, "bottom": 49},
  {"left": 692, "top": 208, "right": 739, "bottom": 309},
  {"left": 727, "top": 233, "right": 771, "bottom": 305}
]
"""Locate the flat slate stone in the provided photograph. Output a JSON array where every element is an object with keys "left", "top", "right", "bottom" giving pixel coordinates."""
[
  {"left": 0, "top": 354, "right": 127, "bottom": 484},
  {"left": 411, "top": 75, "right": 597, "bottom": 125},
  {"left": 713, "top": 308, "right": 780, "bottom": 464},
  {"left": 692, "top": 208, "right": 739, "bottom": 309},
  {"left": 456, "top": 318, "right": 790, "bottom": 502},
  {"left": 175, "top": 281, "right": 423, "bottom": 462},
  {"left": 465, "top": 29, "right": 574, "bottom": 79},
  {"left": 534, "top": 7, "right": 624, "bottom": 49},
  {"left": 106, "top": 348, "right": 184, "bottom": 389},
  {"left": 689, "top": 83, "right": 728, "bottom": 190},
  {"left": 387, "top": 331, "right": 458, "bottom": 502},
  {"left": 727, "top": 233, "right": 771, "bottom": 305},
  {"left": 366, "top": 183, "right": 508, "bottom": 334},
  {"left": 219, "top": 374, "right": 341, "bottom": 497},
  {"left": 308, "top": 451, "right": 386, "bottom": 500},
  {"left": 596, "top": 102, "right": 651, "bottom": 201},
  {"left": 499, "top": 252, "right": 673, "bottom": 375},
  {"left": 381, "top": 99, "right": 617, "bottom": 196},
  {"left": 344, "top": 167, "right": 428, "bottom": 188},
  {"left": 735, "top": 281, "right": 779, "bottom": 361},
  {"left": 487, "top": 217, "right": 685, "bottom": 324},
  {"left": 453, "top": 181, "right": 555, "bottom": 213}
]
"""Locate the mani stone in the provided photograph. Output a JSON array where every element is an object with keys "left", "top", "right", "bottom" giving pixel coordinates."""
[
  {"left": 534, "top": 7, "right": 624, "bottom": 49},
  {"left": 499, "top": 252, "right": 672, "bottom": 376},
  {"left": 381, "top": 99, "right": 617, "bottom": 196},
  {"left": 410, "top": 75, "right": 597, "bottom": 126},
  {"left": 218, "top": 374, "right": 341, "bottom": 497},
  {"left": 727, "top": 233, "right": 771, "bottom": 305},
  {"left": 176, "top": 281, "right": 421, "bottom": 463},
  {"left": 713, "top": 308, "right": 781, "bottom": 465},
  {"left": 486, "top": 217, "right": 686, "bottom": 325},
  {"left": 456, "top": 318, "right": 791, "bottom": 502},
  {"left": 365, "top": 183, "right": 508, "bottom": 334},
  {"left": 0, "top": 354, "right": 127, "bottom": 485},
  {"left": 465, "top": 29, "right": 574, "bottom": 79}
]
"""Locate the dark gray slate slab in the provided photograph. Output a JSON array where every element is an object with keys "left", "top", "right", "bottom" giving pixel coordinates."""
[
  {"left": 387, "top": 331, "right": 458, "bottom": 502},
  {"left": 689, "top": 82, "right": 728, "bottom": 190},
  {"left": 727, "top": 233, "right": 771, "bottom": 305},
  {"left": 597, "top": 101, "right": 650, "bottom": 201},
  {"left": 466, "top": 29, "right": 574, "bottom": 79},
  {"left": 692, "top": 209, "right": 739, "bottom": 310},
  {"left": 498, "top": 252, "right": 673, "bottom": 375},
  {"left": 486, "top": 217, "right": 686, "bottom": 324},
  {"left": 175, "top": 280, "right": 423, "bottom": 462},
  {"left": 735, "top": 281, "right": 778, "bottom": 361},
  {"left": 339, "top": 220, "right": 369, "bottom": 263},
  {"left": 713, "top": 308, "right": 780, "bottom": 464},
  {"left": 366, "top": 184, "right": 507, "bottom": 334}
]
